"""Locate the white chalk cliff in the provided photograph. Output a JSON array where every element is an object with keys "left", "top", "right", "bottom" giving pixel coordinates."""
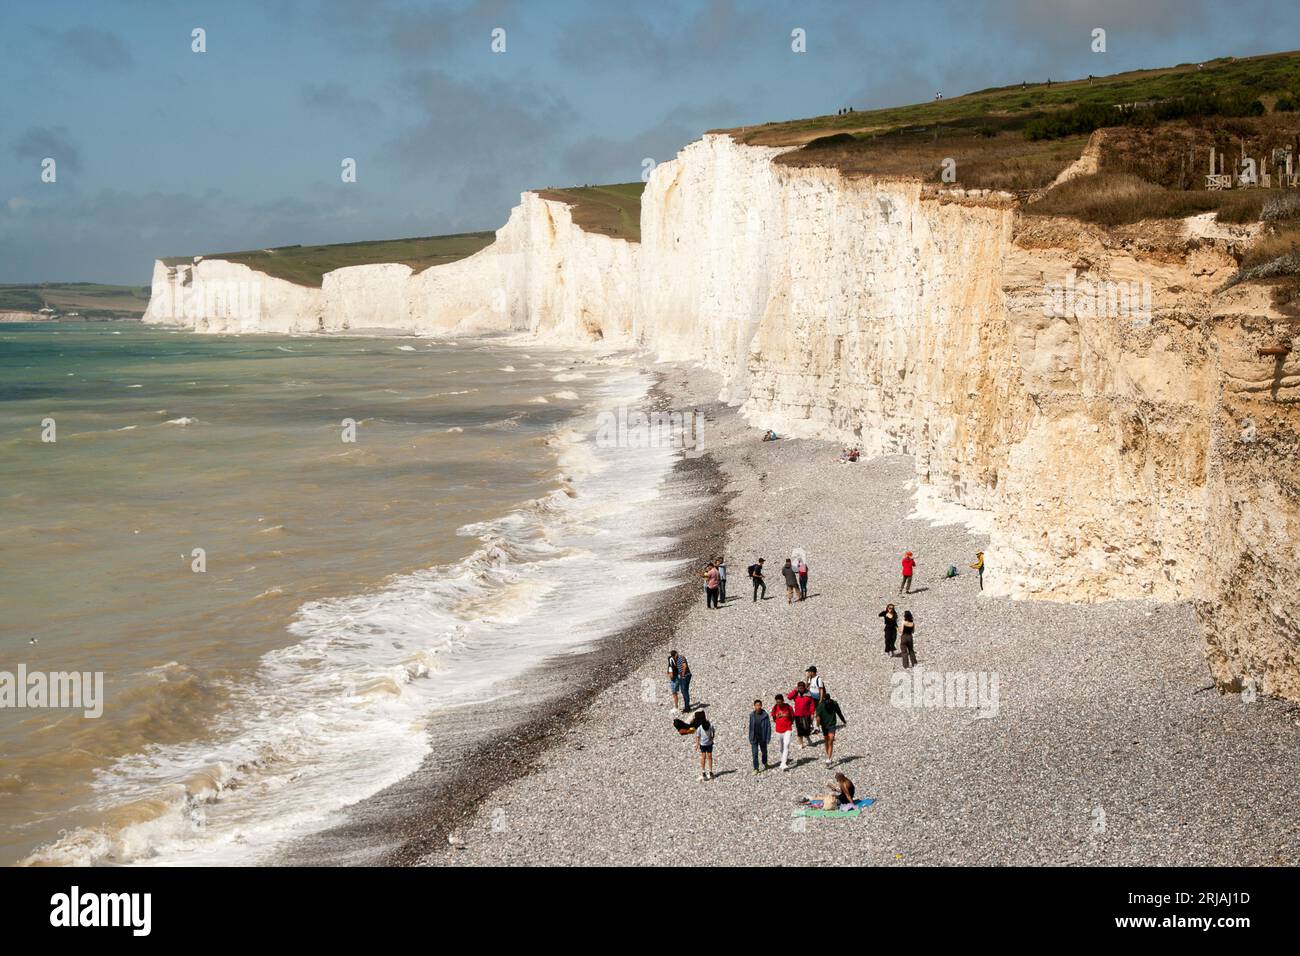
[{"left": 145, "top": 133, "right": 1300, "bottom": 701}]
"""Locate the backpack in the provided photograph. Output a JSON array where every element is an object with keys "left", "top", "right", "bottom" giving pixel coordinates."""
[
  {"left": 946, "top": 565, "right": 958, "bottom": 578},
  {"left": 748, "top": 563, "right": 760, "bottom": 578}
]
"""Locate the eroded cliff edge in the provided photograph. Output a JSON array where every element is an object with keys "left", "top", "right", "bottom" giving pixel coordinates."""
[{"left": 144, "top": 133, "right": 1299, "bottom": 700}]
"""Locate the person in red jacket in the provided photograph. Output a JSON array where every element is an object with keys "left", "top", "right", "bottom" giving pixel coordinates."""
[
  {"left": 788, "top": 681, "right": 817, "bottom": 748},
  {"left": 899, "top": 551, "right": 917, "bottom": 594},
  {"left": 770, "top": 693, "right": 796, "bottom": 770}
]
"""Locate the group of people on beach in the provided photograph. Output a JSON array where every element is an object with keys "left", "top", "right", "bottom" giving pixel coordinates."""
[
  {"left": 702, "top": 555, "right": 812, "bottom": 606},
  {"left": 675, "top": 545, "right": 990, "bottom": 799},
  {"left": 674, "top": 663, "right": 848, "bottom": 780}
]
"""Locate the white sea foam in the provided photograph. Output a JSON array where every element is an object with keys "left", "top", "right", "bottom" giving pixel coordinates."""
[{"left": 21, "top": 363, "right": 693, "bottom": 867}]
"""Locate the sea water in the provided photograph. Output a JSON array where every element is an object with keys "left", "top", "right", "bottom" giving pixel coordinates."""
[{"left": 0, "top": 323, "right": 688, "bottom": 865}]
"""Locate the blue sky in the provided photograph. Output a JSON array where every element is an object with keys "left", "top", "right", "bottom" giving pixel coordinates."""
[{"left": 2, "top": 0, "right": 1298, "bottom": 283}]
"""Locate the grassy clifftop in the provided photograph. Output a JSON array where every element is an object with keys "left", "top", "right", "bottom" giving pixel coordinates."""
[
  {"left": 534, "top": 182, "right": 645, "bottom": 241},
  {"left": 723, "top": 49, "right": 1300, "bottom": 147},
  {"left": 161, "top": 232, "right": 496, "bottom": 288}
]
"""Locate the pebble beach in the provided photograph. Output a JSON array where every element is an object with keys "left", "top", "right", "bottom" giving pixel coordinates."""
[{"left": 420, "top": 363, "right": 1300, "bottom": 867}]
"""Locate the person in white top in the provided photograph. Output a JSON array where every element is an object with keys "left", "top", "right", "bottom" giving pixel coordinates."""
[
  {"left": 805, "top": 666, "right": 826, "bottom": 732},
  {"left": 694, "top": 711, "right": 715, "bottom": 781}
]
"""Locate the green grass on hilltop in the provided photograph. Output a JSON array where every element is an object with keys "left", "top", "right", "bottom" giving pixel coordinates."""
[
  {"left": 724, "top": 50, "right": 1300, "bottom": 147},
  {"left": 535, "top": 182, "right": 645, "bottom": 241},
  {"left": 159, "top": 184, "right": 646, "bottom": 289},
  {"left": 162, "top": 232, "right": 497, "bottom": 288},
  {"left": 0, "top": 282, "right": 151, "bottom": 318}
]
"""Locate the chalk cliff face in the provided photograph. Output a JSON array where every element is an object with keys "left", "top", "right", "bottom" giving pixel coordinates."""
[
  {"left": 144, "top": 133, "right": 1299, "bottom": 700},
  {"left": 144, "top": 193, "right": 638, "bottom": 339}
]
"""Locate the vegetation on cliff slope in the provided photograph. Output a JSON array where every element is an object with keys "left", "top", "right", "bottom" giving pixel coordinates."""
[
  {"left": 162, "top": 232, "right": 496, "bottom": 288},
  {"left": 0, "top": 282, "right": 151, "bottom": 319},
  {"left": 534, "top": 182, "right": 645, "bottom": 241}
]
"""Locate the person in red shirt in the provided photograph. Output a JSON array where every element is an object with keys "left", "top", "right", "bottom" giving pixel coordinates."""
[
  {"left": 899, "top": 551, "right": 916, "bottom": 594},
  {"left": 787, "top": 681, "right": 817, "bottom": 748},
  {"left": 770, "top": 693, "right": 796, "bottom": 770}
]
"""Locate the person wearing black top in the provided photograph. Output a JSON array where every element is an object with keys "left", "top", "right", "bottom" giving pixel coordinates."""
[
  {"left": 879, "top": 603, "right": 898, "bottom": 657},
  {"left": 899, "top": 611, "right": 918, "bottom": 669},
  {"left": 748, "top": 557, "right": 766, "bottom": 602}
]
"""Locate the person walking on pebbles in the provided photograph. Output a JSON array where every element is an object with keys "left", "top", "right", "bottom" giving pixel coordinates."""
[
  {"left": 805, "top": 666, "right": 825, "bottom": 729},
  {"left": 899, "top": 611, "right": 918, "bottom": 669},
  {"left": 899, "top": 551, "right": 917, "bottom": 594},
  {"left": 771, "top": 693, "right": 795, "bottom": 770},
  {"left": 668, "top": 649, "right": 693, "bottom": 712},
  {"left": 748, "top": 699, "right": 772, "bottom": 775},
  {"left": 693, "top": 710, "right": 716, "bottom": 781},
  {"left": 797, "top": 556, "right": 809, "bottom": 600},
  {"left": 716, "top": 555, "right": 728, "bottom": 603},
  {"left": 782, "top": 558, "right": 799, "bottom": 603},
  {"left": 816, "top": 688, "right": 848, "bottom": 767},
  {"left": 789, "top": 681, "right": 817, "bottom": 749},
  {"left": 748, "top": 557, "right": 766, "bottom": 602},
  {"left": 969, "top": 551, "right": 984, "bottom": 591},
  {"left": 879, "top": 603, "right": 898, "bottom": 656}
]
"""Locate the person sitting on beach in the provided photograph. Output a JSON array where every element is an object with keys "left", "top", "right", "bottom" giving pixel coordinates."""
[
  {"left": 788, "top": 681, "right": 817, "bottom": 748},
  {"left": 694, "top": 710, "right": 715, "bottom": 781},
  {"left": 810, "top": 772, "right": 857, "bottom": 810},
  {"left": 799, "top": 772, "right": 856, "bottom": 810},
  {"left": 762, "top": 429, "right": 779, "bottom": 442}
]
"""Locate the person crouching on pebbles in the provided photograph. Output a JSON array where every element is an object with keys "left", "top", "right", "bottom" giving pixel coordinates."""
[
  {"left": 816, "top": 688, "right": 848, "bottom": 767},
  {"left": 695, "top": 710, "right": 715, "bottom": 781}
]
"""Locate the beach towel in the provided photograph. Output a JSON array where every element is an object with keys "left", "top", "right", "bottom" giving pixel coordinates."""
[{"left": 794, "top": 798, "right": 875, "bottom": 818}]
